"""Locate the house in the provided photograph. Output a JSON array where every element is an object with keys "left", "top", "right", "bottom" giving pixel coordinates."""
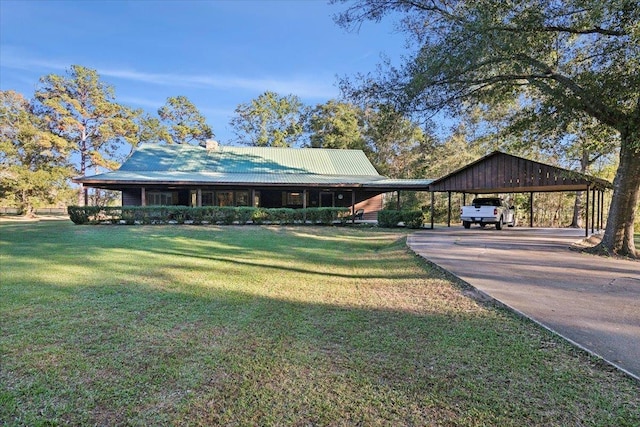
[{"left": 75, "top": 142, "right": 433, "bottom": 220}]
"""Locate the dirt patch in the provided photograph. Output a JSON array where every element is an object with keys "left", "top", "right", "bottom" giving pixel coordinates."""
[{"left": 571, "top": 233, "right": 603, "bottom": 249}]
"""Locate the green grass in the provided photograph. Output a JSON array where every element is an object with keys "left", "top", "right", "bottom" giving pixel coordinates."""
[{"left": 1, "top": 221, "right": 638, "bottom": 426}]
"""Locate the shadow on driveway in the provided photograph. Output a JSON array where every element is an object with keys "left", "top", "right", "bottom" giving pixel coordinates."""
[{"left": 408, "top": 227, "right": 640, "bottom": 380}]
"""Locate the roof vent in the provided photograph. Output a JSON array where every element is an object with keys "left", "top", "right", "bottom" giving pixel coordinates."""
[{"left": 205, "top": 139, "right": 219, "bottom": 151}]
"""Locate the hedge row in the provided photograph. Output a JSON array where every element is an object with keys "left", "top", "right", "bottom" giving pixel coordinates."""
[
  {"left": 378, "top": 209, "right": 425, "bottom": 229},
  {"left": 67, "top": 206, "right": 352, "bottom": 226}
]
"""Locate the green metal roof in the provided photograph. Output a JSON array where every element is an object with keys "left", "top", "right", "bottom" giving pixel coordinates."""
[
  {"left": 76, "top": 144, "right": 433, "bottom": 190},
  {"left": 118, "top": 144, "right": 381, "bottom": 176},
  {"left": 79, "top": 171, "right": 389, "bottom": 186}
]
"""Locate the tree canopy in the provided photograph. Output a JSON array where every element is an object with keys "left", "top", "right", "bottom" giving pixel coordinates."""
[
  {"left": 35, "top": 65, "right": 139, "bottom": 205},
  {"left": 157, "top": 96, "right": 214, "bottom": 145},
  {"left": 335, "top": 0, "right": 640, "bottom": 257},
  {"left": 361, "top": 104, "right": 427, "bottom": 178},
  {"left": 230, "top": 91, "right": 305, "bottom": 147},
  {"left": 0, "top": 90, "right": 74, "bottom": 214},
  {"left": 306, "top": 100, "right": 365, "bottom": 150}
]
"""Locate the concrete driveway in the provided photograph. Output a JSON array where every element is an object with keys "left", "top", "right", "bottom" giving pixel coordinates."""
[{"left": 407, "top": 227, "right": 640, "bottom": 380}]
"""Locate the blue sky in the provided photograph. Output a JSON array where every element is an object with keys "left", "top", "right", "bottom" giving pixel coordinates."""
[{"left": 1, "top": 0, "right": 409, "bottom": 144}]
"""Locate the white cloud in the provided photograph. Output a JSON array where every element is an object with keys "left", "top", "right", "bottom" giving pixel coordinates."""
[
  {"left": 99, "top": 68, "right": 337, "bottom": 99},
  {"left": 0, "top": 48, "right": 337, "bottom": 100},
  {"left": 0, "top": 47, "right": 69, "bottom": 72}
]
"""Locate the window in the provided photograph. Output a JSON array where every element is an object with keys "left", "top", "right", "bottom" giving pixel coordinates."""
[
  {"left": 202, "top": 191, "right": 215, "bottom": 206},
  {"left": 286, "top": 192, "right": 303, "bottom": 206},
  {"left": 147, "top": 191, "right": 175, "bottom": 206},
  {"left": 217, "top": 191, "right": 233, "bottom": 206},
  {"left": 235, "top": 191, "right": 249, "bottom": 206},
  {"left": 192, "top": 190, "right": 250, "bottom": 206}
]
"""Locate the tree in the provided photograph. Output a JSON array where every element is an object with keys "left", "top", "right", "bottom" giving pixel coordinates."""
[
  {"left": 335, "top": 0, "right": 639, "bottom": 257},
  {"left": 557, "top": 120, "right": 619, "bottom": 228},
  {"left": 230, "top": 91, "right": 305, "bottom": 147},
  {"left": 0, "top": 90, "right": 73, "bottom": 214},
  {"left": 157, "top": 96, "right": 213, "bottom": 145},
  {"left": 35, "top": 65, "right": 139, "bottom": 205},
  {"left": 361, "top": 104, "right": 426, "bottom": 178},
  {"left": 135, "top": 113, "right": 172, "bottom": 146},
  {"left": 305, "top": 100, "right": 365, "bottom": 149}
]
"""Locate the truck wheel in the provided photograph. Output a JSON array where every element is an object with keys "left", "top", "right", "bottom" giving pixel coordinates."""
[
  {"left": 495, "top": 218, "right": 503, "bottom": 230},
  {"left": 463, "top": 221, "right": 470, "bottom": 229},
  {"left": 508, "top": 217, "right": 516, "bottom": 227}
]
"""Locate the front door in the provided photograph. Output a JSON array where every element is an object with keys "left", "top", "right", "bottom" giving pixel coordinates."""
[{"left": 320, "top": 192, "right": 334, "bottom": 207}]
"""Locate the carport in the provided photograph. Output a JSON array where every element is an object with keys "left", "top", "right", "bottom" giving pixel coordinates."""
[{"left": 427, "top": 151, "right": 613, "bottom": 236}]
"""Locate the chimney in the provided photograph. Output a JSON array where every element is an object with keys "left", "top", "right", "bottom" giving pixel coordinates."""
[{"left": 205, "top": 139, "right": 219, "bottom": 151}]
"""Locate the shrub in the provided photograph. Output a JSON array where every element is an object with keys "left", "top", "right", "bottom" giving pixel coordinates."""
[
  {"left": 68, "top": 206, "right": 354, "bottom": 227},
  {"left": 402, "top": 209, "right": 425, "bottom": 229},
  {"left": 190, "top": 207, "right": 207, "bottom": 224},
  {"left": 68, "top": 206, "right": 90, "bottom": 224},
  {"left": 269, "top": 208, "right": 295, "bottom": 224},
  {"left": 219, "top": 207, "right": 237, "bottom": 225},
  {"left": 251, "top": 208, "right": 268, "bottom": 224},
  {"left": 236, "top": 207, "right": 255, "bottom": 225},
  {"left": 303, "top": 208, "right": 320, "bottom": 224},
  {"left": 317, "top": 207, "right": 337, "bottom": 225},
  {"left": 378, "top": 210, "right": 403, "bottom": 228}
]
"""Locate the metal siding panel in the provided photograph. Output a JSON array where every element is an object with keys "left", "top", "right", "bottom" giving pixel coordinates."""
[
  {"left": 511, "top": 156, "right": 519, "bottom": 188},
  {"left": 466, "top": 168, "right": 473, "bottom": 190},
  {"left": 542, "top": 164, "right": 551, "bottom": 186}
]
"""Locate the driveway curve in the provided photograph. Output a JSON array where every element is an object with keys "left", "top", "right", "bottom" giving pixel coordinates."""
[{"left": 407, "top": 227, "right": 640, "bottom": 380}]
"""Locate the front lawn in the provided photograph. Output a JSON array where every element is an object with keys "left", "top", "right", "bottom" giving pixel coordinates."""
[{"left": 1, "top": 221, "right": 638, "bottom": 426}]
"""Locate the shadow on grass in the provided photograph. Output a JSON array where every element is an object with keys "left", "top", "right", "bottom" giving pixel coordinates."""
[
  {"left": 4, "top": 280, "right": 638, "bottom": 426},
  {"left": 1, "top": 221, "right": 639, "bottom": 426},
  {"left": 1, "top": 222, "right": 418, "bottom": 281}
]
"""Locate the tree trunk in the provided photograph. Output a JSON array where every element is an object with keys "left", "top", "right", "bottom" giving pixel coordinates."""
[
  {"left": 570, "top": 191, "right": 583, "bottom": 228},
  {"left": 18, "top": 190, "right": 32, "bottom": 216},
  {"left": 598, "top": 134, "right": 639, "bottom": 258},
  {"left": 80, "top": 130, "right": 88, "bottom": 206}
]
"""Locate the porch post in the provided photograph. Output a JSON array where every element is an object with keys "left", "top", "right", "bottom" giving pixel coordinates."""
[
  {"left": 396, "top": 191, "right": 401, "bottom": 210},
  {"left": 351, "top": 190, "right": 356, "bottom": 224},
  {"left": 599, "top": 190, "right": 604, "bottom": 231},
  {"left": 251, "top": 189, "right": 256, "bottom": 207},
  {"left": 303, "top": 189, "right": 308, "bottom": 223},
  {"left": 585, "top": 185, "right": 590, "bottom": 237},
  {"left": 447, "top": 191, "right": 451, "bottom": 227},
  {"left": 596, "top": 190, "right": 601, "bottom": 231},
  {"left": 591, "top": 187, "right": 596, "bottom": 234},
  {"left": 529, "top": 192, "right": 534, "bottom": 227},
  {"left": 430, "top": 192, "right": 435, "bottom": 229},
  {"left": 141, "top": 187, "right": 146, "bottom": 206},
  {"left": 197, "top": 189, "right": 202, "bottom": 207}
]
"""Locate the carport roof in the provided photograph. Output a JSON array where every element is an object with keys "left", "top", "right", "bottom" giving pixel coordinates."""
[{"left": 428, "top": 151, "right": 612, "bottom": 193}]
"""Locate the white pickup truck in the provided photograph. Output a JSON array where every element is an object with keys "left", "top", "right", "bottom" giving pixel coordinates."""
[{"left": 460, "top": 197, "right": 516, "bottom": 230}]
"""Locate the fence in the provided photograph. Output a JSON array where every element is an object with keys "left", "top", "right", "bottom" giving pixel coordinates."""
[{"left": 0, "top": 207, "right": 68, "bottom": 215}]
